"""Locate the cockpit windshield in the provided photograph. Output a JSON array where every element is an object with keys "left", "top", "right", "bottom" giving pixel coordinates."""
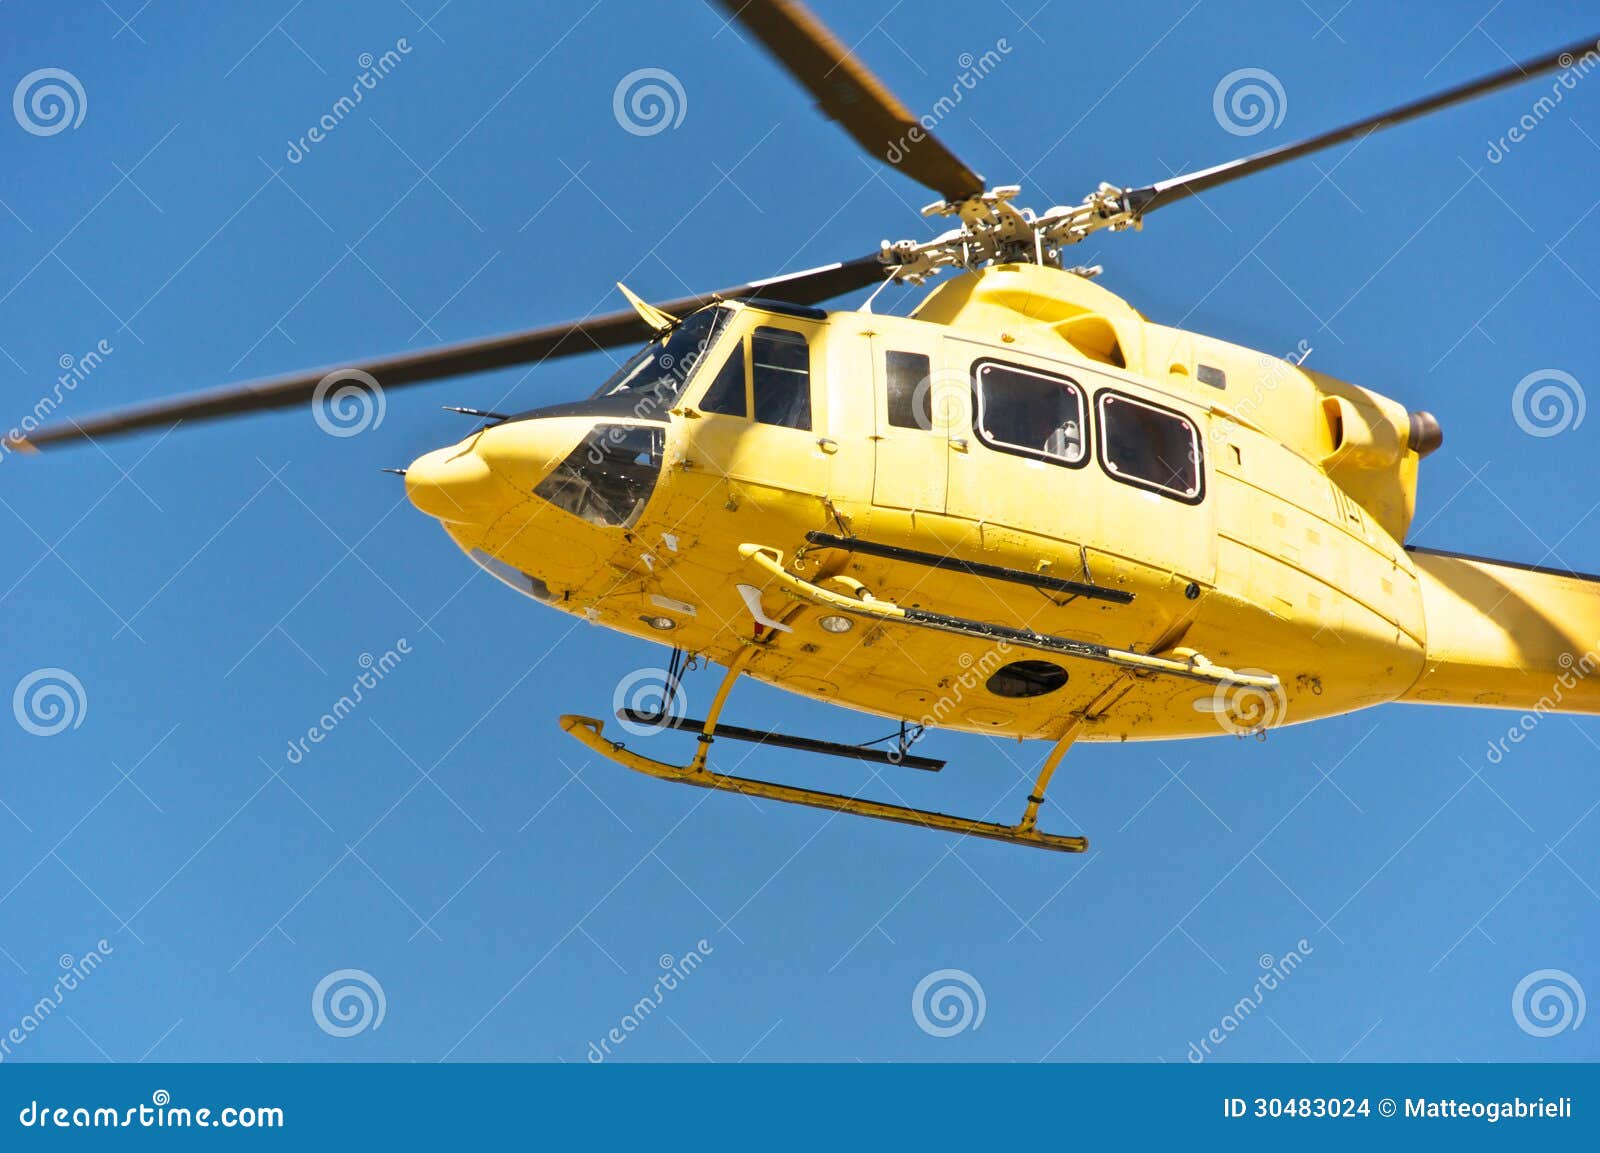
[
  {"left": 533, "top": 425, "right": 665, "bottom": 529},
  {"left": 590, "top": 306, "right": 734, "bottom": 417}
]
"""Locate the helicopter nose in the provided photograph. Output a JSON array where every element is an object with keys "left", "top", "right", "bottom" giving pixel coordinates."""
[
  {"left": 472, "top": 418, "right": 587, "bottom": 489},
  {"left": 404, "top": 419, "right": 592, "bottom": 524},
  {"left": 404, "top": 443, "right": 505, "bottom": 523}
]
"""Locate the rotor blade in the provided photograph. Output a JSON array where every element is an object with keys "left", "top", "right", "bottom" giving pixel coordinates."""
[
  {"left": 1125, "top": 35, "right": 1599, "bottom": 217},
  {"left": 718, "top": 0, "right": 985, "bottom": 202},
  {"left": 8, "top": 255, "right": 886, "bottom": 452}
]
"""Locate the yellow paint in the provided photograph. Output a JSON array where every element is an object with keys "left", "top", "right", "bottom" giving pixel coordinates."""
[
  {"left": 615, "top": 281, "right": 679, "bottom": 333},
  {"left": 1403, "top": 550, "right": 1600, "bottom": 711},
  {"left": 409, "top": 263, "right": 1600, "bottom": 760}
]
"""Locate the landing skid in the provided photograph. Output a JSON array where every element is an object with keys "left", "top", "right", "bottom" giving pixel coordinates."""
[
  {"left": 559, "top": 640, "right": 1088, "bottom": 853},
  {"left": 558, "top": 541, "right": 1282, "bottom": 854}
]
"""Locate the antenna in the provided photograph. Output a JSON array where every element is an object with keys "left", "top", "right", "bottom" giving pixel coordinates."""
[{"left": 857, "top": 272, "right": 898, "bottom": 314}]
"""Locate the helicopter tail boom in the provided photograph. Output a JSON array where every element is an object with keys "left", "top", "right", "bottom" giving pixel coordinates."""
[{"left": 1402, "top": 547, "right": 1600, "bottom": 715}]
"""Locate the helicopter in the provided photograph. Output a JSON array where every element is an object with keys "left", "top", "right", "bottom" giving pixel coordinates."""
[{"left": 10, "top": 1, "right": 1600, "bottom": 854}]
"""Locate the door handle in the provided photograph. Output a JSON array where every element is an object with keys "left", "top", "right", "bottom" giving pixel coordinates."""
[
  {"left": 816, "top": 437, "right": 838, "bottom": 454},
  {"left": 949, "top": 437, "right": 969, "bottom": 452}
]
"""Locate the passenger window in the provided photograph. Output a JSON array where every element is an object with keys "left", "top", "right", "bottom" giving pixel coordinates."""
[
  {"left": 885, "top": 351, "right": 932, "bottom": 430},
  {"left": 751, "top": 327, "right": 811, "bottom": 430},
  {"left": 972, "top": 361, "right": 1086, "bottom": 466},
  {"left": 1098, "top": 391, "right": 1203, "bottom": 502},
  {"left": 699, "top": 344, "right": 747, "bottom": 417}
]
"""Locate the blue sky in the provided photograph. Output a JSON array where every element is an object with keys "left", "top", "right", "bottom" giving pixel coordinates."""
[{"left": 0, "top": 0, "right": 1596, "bottom": 1061}]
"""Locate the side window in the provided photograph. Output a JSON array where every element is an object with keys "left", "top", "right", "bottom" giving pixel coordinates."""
[
  {"left": 699, "top": 343, "right": 747, "bottom": 417},
  {"left": 751, "top": 327, "right": 811, "bottom": 431},
  {"left": 972, "top": 361, "right": 1087, "bottom": 466},
  {"left": 885, "top": 350, "right": 932, "bottom": 430},
  {"left": 1098, "top": 391, "right": 1203, "bottom": 502}
]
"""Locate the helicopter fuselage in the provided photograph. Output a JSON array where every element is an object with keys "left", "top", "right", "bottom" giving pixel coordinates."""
[{"left": 404, "top": 263, "right": 1600, "bottom": 742}]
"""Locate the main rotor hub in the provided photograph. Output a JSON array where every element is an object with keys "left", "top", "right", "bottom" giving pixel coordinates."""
[{"left": 880, "top": 184, "right": 1146, "bottom": 284}]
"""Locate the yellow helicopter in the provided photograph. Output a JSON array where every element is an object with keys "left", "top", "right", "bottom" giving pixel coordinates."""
[{"left": 12, "top": 1, "right": 1600, "bottom": 854}]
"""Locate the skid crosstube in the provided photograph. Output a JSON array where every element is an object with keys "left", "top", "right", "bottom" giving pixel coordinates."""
[
  {"left": 557, "top": 541, "right": 1280, "bottom": 854},
  {"left": 615, "top": 708, "right": 946, "bottom": 771},
  {"left": 559, "top": 591, "right": 1087, "bottom": 853}
]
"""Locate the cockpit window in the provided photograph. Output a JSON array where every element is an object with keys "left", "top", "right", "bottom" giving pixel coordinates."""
[
  {"left": 751, "top": 326, "right": 812, "bottom": 430},
  {"left": 533, "top": 425, "right": 665, "bottom": 528},
  {"left": 590, "top": 306, "right": 734, "bottom": 418},
  {"left": 886, "top": 350, "right": 933, "bottom": 430},
  {"left": 972, "top": 360, "right": 1088, "bottom": 467},
  {"left": 698, "top": 344, "right": 747, "bottom": 417}
]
